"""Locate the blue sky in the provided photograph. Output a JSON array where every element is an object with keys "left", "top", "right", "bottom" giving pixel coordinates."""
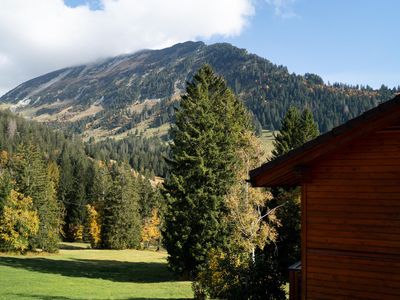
[
  {"left": 0, "top": 0, "right": 398, "bottom": 95},
  {"left": 64, "top": 0, "right": 399, "bottom": 88},
  {"left": 208, "top": 0, "right": 399, "bottom": 88}
]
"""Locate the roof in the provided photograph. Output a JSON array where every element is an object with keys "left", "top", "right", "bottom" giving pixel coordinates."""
[{"left": 249, "top": 94, "right": 400, "bottom": 187}]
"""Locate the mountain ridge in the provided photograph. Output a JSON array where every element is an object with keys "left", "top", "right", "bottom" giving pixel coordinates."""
[{"left": 1, "top": 41, "right": 398, "bottom": 140}]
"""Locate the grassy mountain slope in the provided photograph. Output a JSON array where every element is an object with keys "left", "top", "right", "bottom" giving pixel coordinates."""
[{"left": 1, "top": 41, "right": 398, "bottom": 140}]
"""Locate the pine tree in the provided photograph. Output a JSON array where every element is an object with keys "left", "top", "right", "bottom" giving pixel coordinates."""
[
  {"left": 85, "top": 160, "right": 113, "bottom": 248},
  {"left": 137, "top": 176, "right": 161, "bottom": 220},
  {"left": 271, "top": 107, "right": 301, "bottom": 158},
  {"left": 58, "top": 146, "right": 75, "bottom": 240},
  {"left": 272, "top": 107, "right": 319, "bottom": 159},
  {"left": 101, "top": 164, "right": 141, "bottom": 249},
  {"left": 70, "top": 154, "right": 89, "bottom": 240},
  {"left": 162, "top": 65, "right": 251, "bottom": 278},
  {"left": 194, "top": 132, "right": 284, "bottom": 299},
  {"left": 41, "top": 161, "right": 63, "bottom": 252},
  {"left": 58, "top": 146, "right": 89, "bottom": 241},
  {"left": 269, "top": 107, "right": 319, "bottom": 281},
  {"left": 0, "top": 171, "right": 12, "bottom": 211},
  {"left": 12, "top": 144, "right": 62, "bottom": 252},
  {"left": 299, "top": 109, "right": 320, "bottom": 143},
  {"left": 89, "top": 161, "right": 112, "bottom": 212}
]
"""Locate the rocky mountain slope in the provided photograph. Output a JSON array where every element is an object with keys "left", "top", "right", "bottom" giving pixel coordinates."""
[{"left": 1, "top": 41, "right": 398, "bottom": 140}]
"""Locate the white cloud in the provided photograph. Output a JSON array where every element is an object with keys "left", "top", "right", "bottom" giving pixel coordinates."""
[
  {"left": 0, "top": 0, "right": 254, "bottom": 96},
  {"left": 266, "top": 0, "right": 297, "bottom": 18}
]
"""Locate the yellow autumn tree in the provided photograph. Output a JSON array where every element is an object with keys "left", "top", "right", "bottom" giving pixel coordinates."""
[
  {"left": 141, "top": 208, "right": 161, "bottom": 249},
  {"left": 86, "top": 204, "right": 101, "bottom": 248},
  {"left": 0, "top": 190, "right": 39, "bottom": 253},
  {"left": 0, "top": 150, "right": 9, "bottom": 167},
  {"left": 225, "top": 131, "right": 279, "bottom": 260},
  {"left": 194, "top": 132, "right": 281, "bottom": 299}
]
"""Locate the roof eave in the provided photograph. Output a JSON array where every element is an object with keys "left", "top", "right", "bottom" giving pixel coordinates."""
[{"left": 249, "top": 94, "right": 400, "bottom": 188}]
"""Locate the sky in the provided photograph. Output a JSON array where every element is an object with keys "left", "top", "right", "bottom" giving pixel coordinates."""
[{"left": 0, "top": 0, "right": 399, "bottom": 96}]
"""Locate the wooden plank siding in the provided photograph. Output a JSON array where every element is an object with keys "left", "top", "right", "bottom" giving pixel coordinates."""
[{"left": 304, "top": 128, "right": 400, "bottom": 299}]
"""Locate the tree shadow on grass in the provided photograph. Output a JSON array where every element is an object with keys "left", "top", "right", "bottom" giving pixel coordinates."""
[{"left": 0, "top": 256, "right": 177, "bottom": 283}]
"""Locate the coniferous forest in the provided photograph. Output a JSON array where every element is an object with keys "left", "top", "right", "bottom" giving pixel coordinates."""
[{"left": 0, "top": 109, "right": 163, "bottom": 252}]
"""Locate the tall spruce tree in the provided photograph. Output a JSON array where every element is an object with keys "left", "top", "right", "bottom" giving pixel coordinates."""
[
  {"left": 269, "top": 107, "right": 319, "bottom": 280},
  {"left": 162, "top": 65, "right": 251, "bottom": 278},
  {"left": 271, "top": 107, "right": 301, "bottom": 158},
  {"left": 88, "top": 161, "right": 112, "bottom": 212},
  {"left": 272, "top": 107, "right": 319, "bottom": 159},
  {"left": 101, "top": 164, "right": 141, "bottom": 249},
  {"left": 58, "top": 146, "right": 75, "bottom": 240},
  {"left": 12, "top": 144, "right": 62, "bottom": 252}
]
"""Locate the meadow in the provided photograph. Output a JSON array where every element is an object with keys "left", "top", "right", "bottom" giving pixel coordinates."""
[{"left": 0, "top": 243, "right": 193, "bottom": 300}]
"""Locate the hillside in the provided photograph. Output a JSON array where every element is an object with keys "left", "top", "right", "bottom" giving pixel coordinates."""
[
  {"left": 1, "top": 41, "right": 398, "bottom": 140},
  {"left": 0, "top": 109, "right": 168, "bottom": 178}
]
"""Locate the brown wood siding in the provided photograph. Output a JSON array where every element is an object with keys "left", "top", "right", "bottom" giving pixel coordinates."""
[{"left": 304, "top": 130, "right": 400, "bottom": 299}]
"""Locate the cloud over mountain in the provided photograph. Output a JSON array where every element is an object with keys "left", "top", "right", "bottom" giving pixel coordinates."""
[{"left": 0, "top": 0, "right": 254, "bottom": 95}]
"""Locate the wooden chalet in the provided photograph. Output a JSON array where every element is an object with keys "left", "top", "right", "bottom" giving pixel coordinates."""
[{"left": 249, "top": 94, "right": 400, "bottom": 299}]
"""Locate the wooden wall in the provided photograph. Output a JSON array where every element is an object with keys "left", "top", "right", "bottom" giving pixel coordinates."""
[{"left": 303, "top": 126, "right": 400, "bottom": 299}]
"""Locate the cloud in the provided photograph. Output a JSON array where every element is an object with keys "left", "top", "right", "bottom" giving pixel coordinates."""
[
  {"left": 266, "top": 0, "right": 297, "bottom": 18},
  {"left": 0, "top": 0, "right": 254, "bottom": 96}
]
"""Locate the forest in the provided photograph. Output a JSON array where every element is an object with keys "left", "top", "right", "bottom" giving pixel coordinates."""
[{"left": 0, "top": 109, "right": 163, "bottom": 252}]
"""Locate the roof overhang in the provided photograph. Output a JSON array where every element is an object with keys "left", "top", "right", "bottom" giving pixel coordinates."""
[{"left": 249, "top": 94, "right": 400, "bottom": 187}]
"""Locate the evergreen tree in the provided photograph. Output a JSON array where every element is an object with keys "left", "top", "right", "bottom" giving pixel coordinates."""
[
  {"left": 268, "top": 107, "right": 319, "bottom": 281},
  {"left": 0, "top": 171, "right": 12, "bottom": 211},
  {"left": 58, "top": 146, "right": 75, "bottom": 240},
  {"left": 162, "top": 65, "right": 251, "bottom": 278},
  {"left": 88, "top": 161, "right": 112, "bottom": 213},
  {"left": 12, "top": 144, "right": 62, "bottom": 252},
  {"left": 194, "top": 132, "right": 285, "bottom": 299},
  {"left": 41, "top": 161, "right": 63, "bottom": 252},
  {"left": 137, "top": 176, "right": 161, "bottom": 220},
  {"left": 271, "top": 107, "right": 301, "bottom": 158},
  {"left": 58, "top": 145, "right": 89, "bottom": 241},
  {"left": 299, "top": 109, "right": 320, "bottom": 146},
  {"left": 101, "top": 164, "right": 141, "bottom": 249},
  {"left": 272, "top": 107, "right": 319, "bottom": 159},
  {"left": 70, "top": 154, "right": 89, "bottom": 240}
]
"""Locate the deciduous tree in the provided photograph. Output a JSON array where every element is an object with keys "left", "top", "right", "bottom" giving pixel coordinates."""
[{"left": 0, "top": 190, "right": 39, "bottom": 253}]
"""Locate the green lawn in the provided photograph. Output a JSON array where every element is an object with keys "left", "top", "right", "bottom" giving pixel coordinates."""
[{"left": 0, "top": 243, "right": 193, "bottom": 300}]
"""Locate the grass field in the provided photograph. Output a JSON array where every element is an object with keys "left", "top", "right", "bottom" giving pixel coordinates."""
[
  {"left": 259, "top": 130, "right": 276, "bottom": 160},
  {"left": 0, "top": 243, "right": 193, "bottom": 300}
]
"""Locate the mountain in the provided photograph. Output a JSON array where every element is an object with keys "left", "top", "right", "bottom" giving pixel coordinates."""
[{"left": 1, "top": 41, "right": 398, "bottom": 140}]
